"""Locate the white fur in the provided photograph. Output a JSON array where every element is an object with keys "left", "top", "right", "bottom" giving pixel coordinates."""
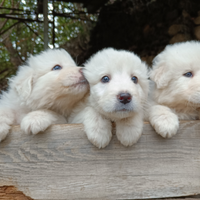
[
  {"left": 69, "top": 48, "right": 149, "bottom": 148},
  {"left": 0, "top": 49, "right": 88, "bottom": 141},
  {"left": 149, "top": 41, "right": 200, "bottom": 138}
]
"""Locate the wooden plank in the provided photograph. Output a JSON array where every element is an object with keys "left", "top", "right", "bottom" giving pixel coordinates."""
[
  {"left": 40, "top": 198, "right": 200, "bottom": 200},
  {"left": 0, "top": 121, "right": 199, "bottom": 199},
  {"left": 0, "top": 186, "right": 33, "bottom": 200}
]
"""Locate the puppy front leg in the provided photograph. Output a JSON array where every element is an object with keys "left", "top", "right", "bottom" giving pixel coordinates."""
[
  {"left": 84, "top": 107, "right": 112, "bottom": 149},
  {"left": 116, "top": 113, "right": 143, "bottom": 147},
  {"left": 0, "top": 108, "right": 15, "bottom": 142},
  {"left": 149, "top": 105, "right": 179, "bottom": 138},
  {"left": 21, "top": 109, "right": 66, "bottom": 135}
]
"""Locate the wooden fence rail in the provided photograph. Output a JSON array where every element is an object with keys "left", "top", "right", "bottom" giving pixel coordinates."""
[{"left": 0, "top": 121, "right": 200, "bottom": 200}]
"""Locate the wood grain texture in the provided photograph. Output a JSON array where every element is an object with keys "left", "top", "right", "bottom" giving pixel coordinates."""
[{"left": 0, "top": 121, "right": 199, "bottom": 200}]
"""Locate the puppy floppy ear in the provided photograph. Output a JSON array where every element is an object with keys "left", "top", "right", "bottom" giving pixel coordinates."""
[
  {"left": 150, "top": 62, "right": 171, "bottom": 89},
  {"left": 14, "top": 67, "right": 33, "bottom": 101}
]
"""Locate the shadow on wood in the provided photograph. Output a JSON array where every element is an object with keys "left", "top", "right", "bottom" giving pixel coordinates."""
[{"left": 0, "top": 121, "right": 199, "bottom": 199}]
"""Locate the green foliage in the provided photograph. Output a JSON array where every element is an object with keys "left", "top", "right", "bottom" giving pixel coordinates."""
[
  {"left": 0, "top": 47, "right": 15, "bottom": 80},
  {"left": 54, "top": 2, "right": 95, "bottom": 46},
  {"left": 0, "top": 0, "right": 97, "bottom": 90}
]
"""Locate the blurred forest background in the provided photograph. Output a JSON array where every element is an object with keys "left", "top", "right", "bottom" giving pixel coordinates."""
[{"left": 1, "top": 0, "right": 200, "bottom": 92}]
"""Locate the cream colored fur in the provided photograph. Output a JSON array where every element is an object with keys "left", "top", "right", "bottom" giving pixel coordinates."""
[
  {"left": 69, "top": 48, "right": 149, "bottom": 148},
  {"left": 149, "top": 41, "right": 200, "bottom": 138},
  {"left": 0, "top": 49, "right": 88, "bottom": 142}
]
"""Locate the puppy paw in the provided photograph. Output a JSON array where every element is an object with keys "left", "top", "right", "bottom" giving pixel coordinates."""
[
  {"left": 116, "top": 118, "right": 143, "bottom": 146},
  {"left": 86, "top": 129, "right": 112, "bottom": 149},
  {"left": 150, "top": 112, "right": 179, "bottom": 138},
  {"left": 117, "top": 130, "right": 142, "bottom": 146},
  {"left": 0, "top": 110, "right": 15, "bottom": 142},
  {"left": 21, "top": 110, "right": 58, "bottom": 135},
  {"left": 84, "top": 107, "right": 112, "bottom": 148},
  {"left": 0, "top": 123, "right": 11, "bottom": 142}
]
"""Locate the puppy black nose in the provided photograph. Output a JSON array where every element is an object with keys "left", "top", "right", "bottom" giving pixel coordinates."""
[{"left": 117, "top": 93, "right": 132, "bottom": 104}]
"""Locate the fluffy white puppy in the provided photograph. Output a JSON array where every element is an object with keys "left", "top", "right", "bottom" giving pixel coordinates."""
[
  {"left": 69, "top": 48, "right": 149, "bottom": 148},
  {"left": 149, "top": 41, "right": 200, "bottom": 138},
  {"left": 0, "top": 49, "right": 88, "bottom": 142}
]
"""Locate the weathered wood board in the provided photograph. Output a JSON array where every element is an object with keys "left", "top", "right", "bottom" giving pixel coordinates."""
[{"left": 0, "top": 121, "right": 199, "bottom": 200}]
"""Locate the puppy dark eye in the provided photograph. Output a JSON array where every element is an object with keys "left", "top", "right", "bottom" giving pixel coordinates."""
[
  {"left": 101, "top": 76, "right": 110, "bottom": 83},
  {"left": 131, "top": 76, "right": 138, "bottom": 84},
  {"left": 52, "top": 65, "right": 62, "bottom": 70},
  {"left": 183, "top": 72, "right": 193, "bottom": 77}
]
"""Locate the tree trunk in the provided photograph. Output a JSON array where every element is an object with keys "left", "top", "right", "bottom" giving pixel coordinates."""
[{"left": 2, "top": 37, "right": 22, "bottom": 68}]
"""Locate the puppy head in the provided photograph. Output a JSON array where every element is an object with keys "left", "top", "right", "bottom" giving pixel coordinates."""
[
  {"left": 151, "top": 41, "right": 200, "bottom": 107},
  {"left": 11, "top": 49, "right": 88, "bottom": 111},
  {"left": 84, "top": 48, "right": 149, "bottom": 119}
]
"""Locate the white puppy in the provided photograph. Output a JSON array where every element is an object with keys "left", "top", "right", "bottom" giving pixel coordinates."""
[
  {"left": 149, "top": 41, "right": 200, "bottom": 138},
  {"left": 69, "top": 48, "right": 149, "bottom": 148},
  {"left": 0, "top": 49, "right": 88, "bottom": 142}
]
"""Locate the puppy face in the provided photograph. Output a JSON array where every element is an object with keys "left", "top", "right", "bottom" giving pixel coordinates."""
[
  {"left": 84, "top": 48, "right": 149, "bottom": 119},
  {"left": 151, "top": 41, "right": 200, "bottom": 108},
  {"left": 12, "top": 49, "right": 88, "bottom": 111}
]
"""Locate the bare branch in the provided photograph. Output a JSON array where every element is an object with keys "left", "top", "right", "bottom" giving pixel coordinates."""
[
  {"left": 0, "top": 18, "right": 8, "bottom": 30},
  {"left": 0, "top": 68, "right": 9, "bottom": 75},
  {"left": 0, "top": 21, "right": 20, "bottom": 36},
  {"left": 0, "top": 7, "right": 27, "bottom": 12},
  {"left": 0, "top": 14, "right": 46, "bottom": 23},
  {"left": 23, "top": 22, "right": 44, "bottom": 41},
  {"left": 0, "top": 0, "right": 15, "bottom": 32},
  {"left": 54, "top": 12, "right": 96, "bottom": 21}
]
